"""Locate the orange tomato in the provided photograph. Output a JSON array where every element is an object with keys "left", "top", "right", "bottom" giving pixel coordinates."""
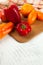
[
  {"left": 20, "top": 3, "right": 34, "bottom": 16},
  {"left": 28, "top": 10, "right": 37, "bottom": 25},
  {"left": 37, "top": 11, "right": 43, "bottom": 21}
]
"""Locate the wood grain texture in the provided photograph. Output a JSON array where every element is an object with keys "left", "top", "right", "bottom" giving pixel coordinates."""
[{"left": 10, "top": 20, "right": 43, "bottom": 43}]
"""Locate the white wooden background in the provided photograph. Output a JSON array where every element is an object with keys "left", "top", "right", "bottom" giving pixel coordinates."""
[{"left": 0, "top": 32, "right": 43, "bottom": 65}]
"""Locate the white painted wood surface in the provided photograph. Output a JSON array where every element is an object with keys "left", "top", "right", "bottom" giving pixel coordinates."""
[{"left": 0, "top": 32, "right": 43, "bottom": 65}]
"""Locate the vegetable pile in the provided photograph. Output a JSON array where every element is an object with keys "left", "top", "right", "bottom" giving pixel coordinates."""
[{"left": 0, "top": 3, "right": 43, "bottom": 39}]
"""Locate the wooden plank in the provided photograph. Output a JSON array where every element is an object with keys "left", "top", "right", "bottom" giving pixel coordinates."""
[{"left": 10, "top": 20, "right": 43, "bottom": 43}]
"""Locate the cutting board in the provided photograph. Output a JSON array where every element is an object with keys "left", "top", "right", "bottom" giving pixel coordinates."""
[{"left": 10, "top": 20, "right": 43, "bottom": 43}]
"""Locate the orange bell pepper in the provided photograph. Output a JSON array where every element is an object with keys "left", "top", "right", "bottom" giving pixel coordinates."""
[
  {"left": 37, "top": 11, "right": 43, "bottom": 21},
  {"left": 28, "top": 10, "right": 37, "bottom": 25},
  {"left": 0, "top": 22, "right": 13, "bottom": 39}
]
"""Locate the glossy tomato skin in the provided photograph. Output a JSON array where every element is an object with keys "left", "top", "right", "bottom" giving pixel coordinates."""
[{"left": 16, "top": 22, "right": 31, "bottom": 36}]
